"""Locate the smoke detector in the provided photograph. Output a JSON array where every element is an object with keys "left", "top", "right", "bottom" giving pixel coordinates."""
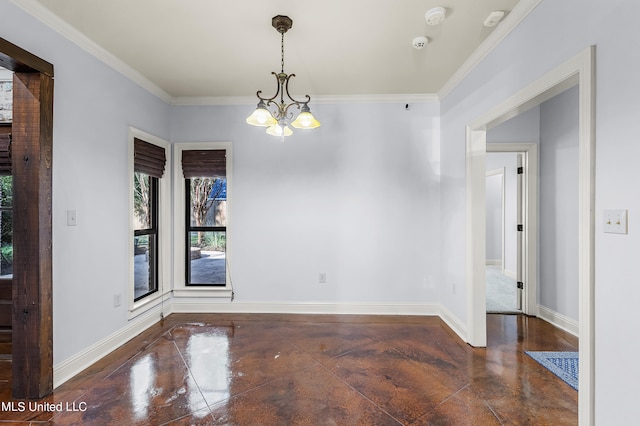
[
  {"left": 484, "top": 10, "right": 505, "bottom": 27},
  {"left": 412, "top": 36, "right": 429, "bottom": 49},
  {"left": 425, "top": 7, "right": 446, "bottom": 26}
]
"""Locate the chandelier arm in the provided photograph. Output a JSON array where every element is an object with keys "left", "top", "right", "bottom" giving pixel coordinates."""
[
  {"left": 283, "top": 73, "right": 312, "bottom": 106},
  {"left": 255, "top": 72, "right": 283, "bottom": 104}
]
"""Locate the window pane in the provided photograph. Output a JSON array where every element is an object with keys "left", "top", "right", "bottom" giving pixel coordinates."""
[
  {"left": 188, "top": 231, "right": 225, "bottom": 285},
  {"left": 189, "top": 178, "right": 226, "bottom": 227},
  {"left": 134, "top": 234, "right": 157, "bottom": 299},
  {"left": 0, "top": 209, "right": 12, "bottom": 278},
  {"left": 134, "top": 172, "right": 152, "bottom": 230},
  {"left": 0, "top": 175, "right": 12, "bottom": 208},
  {"left": 0, "top": 176, "right": 11, "bottom": 278}
]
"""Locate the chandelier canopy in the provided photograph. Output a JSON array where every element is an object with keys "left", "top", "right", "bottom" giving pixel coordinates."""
[{"left": 246, "top": 15, "right": 321, "bottom": 138}]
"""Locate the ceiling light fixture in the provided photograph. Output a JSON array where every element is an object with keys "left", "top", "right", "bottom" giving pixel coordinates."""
[{"left": 246, "top": 15, "right": 320, "bottom": 138}]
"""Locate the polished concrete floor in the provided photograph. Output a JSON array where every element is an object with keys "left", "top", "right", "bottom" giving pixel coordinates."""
[{"left": 0, "top": 313, "right": 578, "bottom": 425}]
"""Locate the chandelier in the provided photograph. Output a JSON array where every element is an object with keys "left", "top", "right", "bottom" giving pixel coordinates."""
[{"left": 246, "top": 15, "right": 321, "bottom": 137}]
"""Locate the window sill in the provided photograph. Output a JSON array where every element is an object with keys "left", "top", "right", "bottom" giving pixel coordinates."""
[
  {"left": 128, "top": 290, "right": 170, "bottom": 320},
  {"left": 172, "top": 288, "right": 233, "bottom": 299}
]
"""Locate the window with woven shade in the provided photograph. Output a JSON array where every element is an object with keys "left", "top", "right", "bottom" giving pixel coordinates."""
[
  {"left": 181, "top": 149, "right": 227, "bottom": 286},
  {"left": 133, "top": 138, "right": 166, "bottom": 301}
]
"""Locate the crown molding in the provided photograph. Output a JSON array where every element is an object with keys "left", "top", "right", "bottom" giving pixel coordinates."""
[
  {"left": 438, "top": 0, "right": 544, "bottom": 100},
  {"left": 10, "top": 0, "right": 173, "bottom": 103},
  {"left": 11, "top": 0, "right": 538, "bottom": 106},
  {"left": 171, "top": 93, "right": 439, "bottom": 106}
]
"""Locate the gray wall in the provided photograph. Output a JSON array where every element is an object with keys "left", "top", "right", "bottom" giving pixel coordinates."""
[
  {"left": 539, "top": 86, "right": 579, "bottom": 321},
  {"left": 171, "top": 102, "right": 442, "bottom": 303}
]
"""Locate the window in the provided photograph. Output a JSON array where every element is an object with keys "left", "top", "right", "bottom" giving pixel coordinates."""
[
  {"left": 132, "top": 137, "right": 166, "bottom": 302},
  {"left": 172, "top": 142, "right": 231, "bottom": 299},
  {"left": 182, "top": 150, "right": 227, "bottom": 286},
  {"left": 133, "top": 172, "right": 158, "bottom": 300}
]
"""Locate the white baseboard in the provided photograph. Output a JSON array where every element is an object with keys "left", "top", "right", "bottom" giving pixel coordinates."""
[
  {"left": 486, "top": 259, "right": 502, "bottom": 266},
  {"left": 537, "top": 305, "right": 579, "bottom": 337},
  {"left": 170, "top": 300, "right": 441, "bottom": 316},
  {"left": 53, "top": 300, "right": 468, "bottom": 388},
  {"left": 438, "top": 304, "right": 467, "bottom": 342},
  {"left": 53, "top": 304, "right": 163, "bottom": 388},
  {"left": 171, "top": 300, "right": 468, "bottom": 343}
]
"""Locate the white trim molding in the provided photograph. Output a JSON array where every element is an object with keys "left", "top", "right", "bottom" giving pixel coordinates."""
[
  {"left": 171, "top": 93, "right": 439, "bottom": 106},
  {"left": 538, "top": 305, "right": 579, "bottom": 337},
  {"left": 169, "top": 301, "right": 441, "bottom": 317}
]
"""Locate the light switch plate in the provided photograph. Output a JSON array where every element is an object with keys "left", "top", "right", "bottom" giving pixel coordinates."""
[{"left": 603, "top": 209, "right": 627, "bottom": 234}]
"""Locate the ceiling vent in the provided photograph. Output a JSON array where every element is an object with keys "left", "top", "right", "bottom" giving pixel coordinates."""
[{"left": 425, "top": 7, "right": 446, "bottom": 26}]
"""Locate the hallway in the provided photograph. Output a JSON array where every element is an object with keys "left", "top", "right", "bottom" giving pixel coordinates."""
[{"left": 0, "top": 314, "right": 578, "bottom": 424}]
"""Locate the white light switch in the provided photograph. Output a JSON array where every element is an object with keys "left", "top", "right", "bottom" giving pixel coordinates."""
[
  {"left": 603, "top": 209, "right": 627, "bottom": 234},
  {"left": 67, "top": 210, "right": 77, "bottom": 226}
]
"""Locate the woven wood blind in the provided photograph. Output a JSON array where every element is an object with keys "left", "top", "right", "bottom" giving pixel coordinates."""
[
  {"left": 0, "top": 133, "right": 11, "bottom": 176},
  {"left": 181, "top": 149, "right": 226, "bottom": 178},
  {"left": 134, "top": 138, "right": 166, "bottom": 178}
]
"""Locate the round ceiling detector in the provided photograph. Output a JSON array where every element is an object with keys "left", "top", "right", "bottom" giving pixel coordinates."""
[
  {"left": 412, "top": 36, "right": 429, "bottom": 49},
  {"left": 425, "top": 7, "right": 446, "bottom": 26}
]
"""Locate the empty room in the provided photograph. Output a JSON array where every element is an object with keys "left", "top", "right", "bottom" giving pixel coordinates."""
[{"left": 0, "top": 0, "right": 637, "bottom": 425}]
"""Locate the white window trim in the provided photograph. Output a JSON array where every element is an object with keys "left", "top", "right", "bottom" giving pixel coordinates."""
[
  {"left": 128, "top": 127, "right": 172, "bottom": 319},
  {"left": 172, "top": 141, "right": 233, "bottom": 299}
]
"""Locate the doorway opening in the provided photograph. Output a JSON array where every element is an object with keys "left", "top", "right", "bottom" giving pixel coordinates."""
[
  {"left": 0, "top": 37, "right": 54, "bottom": 399},
  {"left": 485, "top": 144, "right": 538, "bottom": 315},
  {"left": 485, "top": 166, "right": 519, "bottom": 313},
  {"left": 465, "top": 47, "right": 594, "bottom": 423}
]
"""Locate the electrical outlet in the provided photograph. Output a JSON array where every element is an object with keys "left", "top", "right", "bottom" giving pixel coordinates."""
[
  {"left": 113, "top": 294, "right": 121, "bottom": 307},
  {"left": 603, "top": 209, "right": 627, "bottom": 234},
  {"left": 319, "top": 272, "right": 327, "bottom": 284},
  {"left": 67, "top": 210, "right": 77, "bottom": 226}
]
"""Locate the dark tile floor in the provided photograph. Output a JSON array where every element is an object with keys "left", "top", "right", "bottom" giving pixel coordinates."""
[{"left": 0, "top": 313, "right": 578, "bottom": 425}]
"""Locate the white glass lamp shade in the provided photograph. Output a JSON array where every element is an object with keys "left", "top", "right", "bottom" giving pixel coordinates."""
[
  {"left": 266, "top": 123, "right": 293, "bottom": 137},
  {"left": 290, "top": 104, "right": 321, "bottom": 129},
  {"left": 246, "top": 101, "right": 277, "bottom": 127},
  {"left": 291, "top": 111, "right": 321, "bottom": 129}
]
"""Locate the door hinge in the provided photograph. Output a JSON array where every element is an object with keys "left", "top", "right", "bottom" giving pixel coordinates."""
[
  {"left": 517, "top": 281, "right": 524, "bottom": 289},
  {"left": 517, "top": 224, "right": 524, "bottom": 231},
  {"left": 517, "top": 166, "right": 524, "bottom": 174}
]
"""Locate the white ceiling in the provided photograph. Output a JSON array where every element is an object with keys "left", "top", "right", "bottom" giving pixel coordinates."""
[{"left": 25, "top": 0, "right": 531, "bottom": 102}]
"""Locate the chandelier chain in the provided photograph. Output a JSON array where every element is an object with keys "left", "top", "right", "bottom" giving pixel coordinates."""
[{"left": 281, "top": 32, "right": 285, "bottom": 73}]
